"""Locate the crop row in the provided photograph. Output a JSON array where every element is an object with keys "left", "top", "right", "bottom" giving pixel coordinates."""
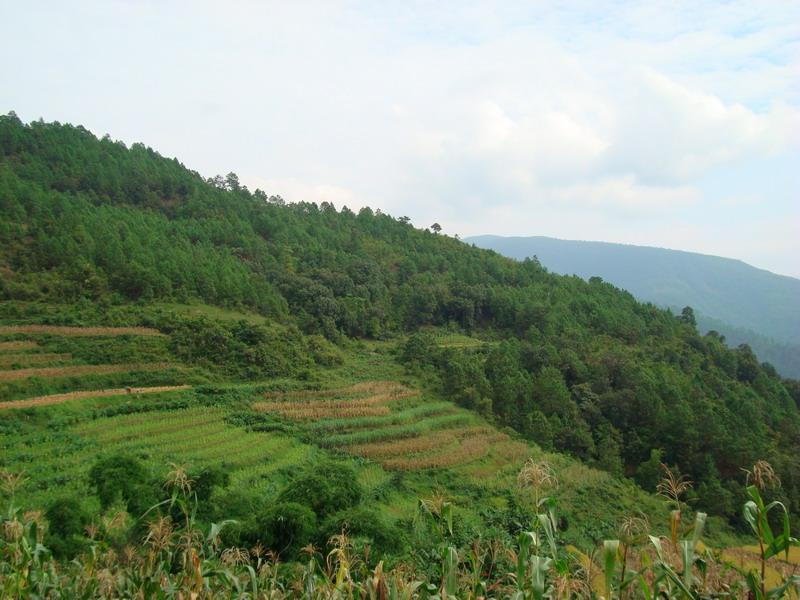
[
  {"left": 321, "top": 413, "right": 474, "bottom": 447},
  {"left": 0, "top": 353, "right": 72, "bottom": 367},
  {"left": 304, "top": 401, "right": 457, "bottom": 434},
  {"left": 75, "top": 406, "right": 218, "bottom": 436},
  {"left": 489, "top": 439, "right": 531, "bottom": 461},
  {"left": 0, "top": 385, "right": 191, "bottom": 410},
  {"left": 346, "top": 425, "right": 494, "bottom": 459},
  {"left": 228, "top": 443, "right": 314, "bottom": 493},
  {"left": 255, "top": 381, "right": 420, "bottom": 422},
  {"left": 0, "top": 325, "right": 163, "bottom": 337},
  {"left": 260, "top": 405, "right": 392, "bottom": 419},
  {"left": 84, "top": 410, "right": 224, "bottom": 443},
  {"left": 381, "top": 432, "right": 499, "bottom": 470},
  {"left": 0, "top": 362, "right": 174, "bottom": 383},
  {"left": 78, "top": 408, "right": 298, "bottom": 469},
  {"left": 255, "top": 390, "right": 416, "bottom": 412},
  {"left": 262, "top": 380, "right": 408, "bottom": 400},
  {"left": 0, "top": 341, "right": 39, "bottom": 351},
  {"left": 252, "top": 393, "right": 419, "bottom": 420}
]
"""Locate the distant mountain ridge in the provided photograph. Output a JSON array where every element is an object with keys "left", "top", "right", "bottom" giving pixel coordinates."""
[{"left": 466, "top": 235, "right": 800, "bottom": 378}]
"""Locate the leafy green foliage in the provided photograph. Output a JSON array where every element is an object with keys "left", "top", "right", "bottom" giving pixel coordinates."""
[
  {"left": 1, "top": 114, "right": 799, "bottom": 533},
  {"left": 88, "top": 453, "right": 156, "bottom": 515},
  {"left": 278, "top": 462, "right": 362, "bottom": 519},
  {"left": 44, "top": 496, "right": 89, "bottom": 557},
  {"left": 406, "top": 327, "right": 800, "bottom": 528},
  {"left": 255, "top": 501, "right": 318, "bottom": 557},
  {"left": 466, "top": 234, "right": 800, "bottom": 373},
  {"left": 319, "top": 506, "right": 405, "bottom": 557},
  {"left": 166, "top": 315, "right": 313, "bottom": 378}
]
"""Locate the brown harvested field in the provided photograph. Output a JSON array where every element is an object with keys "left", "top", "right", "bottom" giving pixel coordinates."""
[
  {"left": 256, "top": 405, "right": 391, "bottom": 419},
  {"left": 0, "top": 353, "right": 71, "bottom": 367},
  {"left": 382, "top": 432, "right": 496, "bottom": 470},
  {"left": 0, "top": 325, "right": 164, "bottom": 337},
  {"left": 259, "top": 380, "right": 516, "bottom": 472},
  {"left": 0, "top": 341, "right": 39, "bottom": 351},
  {"left": 255, "top": 381, "right": 419, "bottom": 421},
  {"left": 0, "top": 385, "right": 191, "bottom": 410},
  {"left": 347, "top": 426, "right": 494, "bottom": 459},
  {"left": 0, "top": 362, "right": 173, "bottom": 382},
  {"left": 255, "top": 391, "right": 416, "bottom": 413},
  {"left": 490, "top": 439, "right": 530, "bottom": 461},
  {"left": 263, "top": 380, "right": 411, "bottom": 399},
  {"left": 349, "top": 430, "right": 453, "bottom": 459}
]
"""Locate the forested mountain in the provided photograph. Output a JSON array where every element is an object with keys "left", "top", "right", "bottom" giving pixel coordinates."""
[
  {"left": 467, "top": 234, "right": 800, "bottom": 377},
  {"left": 694, "top": 313, "right": 800, "bottom": 379},
  {"left": 1, "top": 113, "right": 799, "bottom": 527}
]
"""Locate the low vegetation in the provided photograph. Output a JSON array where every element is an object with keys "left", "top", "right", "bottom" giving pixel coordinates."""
[
  {"left": 0, "top": 325, "right": 164, "bottom": 336},
  {"left": 1, "top": 459, "right": 797, "bottom": 598},
  {"left": 0, "top": 385, "right": 191, "bottom": 410},
  {"left": 1, "top": 116, "right": 799, "bottom": 595}
]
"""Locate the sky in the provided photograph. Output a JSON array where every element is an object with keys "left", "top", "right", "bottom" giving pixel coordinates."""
[{"left": 1, "top": 1, "right": 799, "bottom": 277}]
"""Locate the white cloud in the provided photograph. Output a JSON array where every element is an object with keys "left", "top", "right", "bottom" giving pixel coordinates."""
[
  {"left": 388, "top": 56, "right": 796, "bottom": 219},
  {"left": 554, "top": 176, "right": 701, "bottom": 213}
]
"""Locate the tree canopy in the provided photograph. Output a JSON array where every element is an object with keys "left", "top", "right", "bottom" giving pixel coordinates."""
[{"left": 1, "top": 113, "right": 798, "bottom": 527}]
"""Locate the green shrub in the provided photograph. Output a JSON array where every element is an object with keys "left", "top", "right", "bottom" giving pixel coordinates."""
[
  {"left": 45, "top": 497, "right": 90, "bottom": 557},
  {"left": 277, "top": 462, "right": 362, "bottom": 518},
  {"left": 88, "top": 453, "right": 157, "bottom": 516},
  {"left": 256, "top": 502, "right": 317, "bottom": 557},
  {"left": 319, "top": 506, "right": 405, "bottom": 558}
]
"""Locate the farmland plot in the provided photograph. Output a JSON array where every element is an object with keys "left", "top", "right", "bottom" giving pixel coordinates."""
[
  {"left": 254, "top": 381, "right": 531, "bottom": 472},
  {"left": 0, "top": 385, "right": 191, "bottom": 410},
  {"left": 0, "top": 341, "right": 39, "bottom": 351},
  {"left": 0, "top": 362, "right": 173, "bottom": 382},
  {"left": 0, "top": 327, "right": 189, "bottom": 404},
  {"left": 0, "top": 325, "right": 163, "bottom": 337}
]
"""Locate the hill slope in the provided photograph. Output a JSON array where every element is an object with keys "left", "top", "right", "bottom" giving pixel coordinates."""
[
  {"left": 1, "top": 113, "right": 799, "bottom": 538},
  {"left": 466, "top": 234, "right": 800, "bottom": 377}
]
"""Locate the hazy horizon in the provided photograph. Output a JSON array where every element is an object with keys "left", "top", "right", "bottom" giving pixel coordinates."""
[
  {"left": 2, "top": 1, "right": 798, "bottom": 277},
  {"left": 465, "top": 233, "right": 800, "bottom": 280}
]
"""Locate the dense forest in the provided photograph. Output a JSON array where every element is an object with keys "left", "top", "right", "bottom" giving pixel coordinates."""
[
  {"left": 468, "top": 235, "right": 800, "bottom": 378},
  {"left": 1, "top": 113, "right": 799, "bottom": 529},
  {"left": 694, "top": 312, "right": 800, "bottom": 381}
]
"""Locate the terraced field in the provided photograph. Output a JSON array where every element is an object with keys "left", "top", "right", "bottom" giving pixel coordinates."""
[
  {"left": 0, "top": 325, "right": 164, "bottom": 336},
  {"left": 0, "top": 325, "right": 187, "bottom": 406},
  {"left": 253, "top": 381, "right": 530, "bottom": 472},
  {"left": 0, "top": 405, "right": 316, "bottom": 506},
  {"left": 75, "top": 407, "right": 314, "bottom": 490},
  {"left": 0, "top": 362, "right": 173, "bottom": 383},
  {"left": 0, "top": 385, "right": 191, "bottom": 410},
  {"left": 0, "top": 323, "right": 533, "bottom": 527},
  {"left": 0, "top": 352, "right": 72, "bottom": 367},
  {"left": 0, "top": 340, "right": 39, "bottom": 351}
]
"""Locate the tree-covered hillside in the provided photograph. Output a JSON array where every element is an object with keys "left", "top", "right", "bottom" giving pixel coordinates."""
[
  {"left": 467, "top": 234, "right": 800, "bottom": 378},
  {"left": 1, "top": 113, "right": 799, "bottom": 527},
  {"left": 694, "top": 312, "right": 800, "bottom": 380}
]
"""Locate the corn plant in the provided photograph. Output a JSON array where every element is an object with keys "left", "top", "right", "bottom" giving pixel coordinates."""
[{"left": 736, "top": 470, "right": 799, "bottom": 599}]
